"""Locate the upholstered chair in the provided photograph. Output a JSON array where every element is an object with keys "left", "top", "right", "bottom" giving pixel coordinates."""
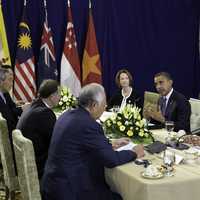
[
  {"left": 0, "top": 114, "right": 19, "bottom": 199},
  {"left": 12, "top": 129, "right": 41, "bottom": 200}
]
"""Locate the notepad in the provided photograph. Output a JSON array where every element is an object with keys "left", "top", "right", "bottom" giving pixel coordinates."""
[{"left": 116, "top": 142, "right": 137, "bottom": 151}]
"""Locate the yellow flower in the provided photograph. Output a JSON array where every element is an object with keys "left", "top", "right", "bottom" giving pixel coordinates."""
[
  {"left": 63, "top": 96, "right": 68, "bottom": 102},
  {"left": 135, "top": 121, "right": 140, "bottom": 127},
  {"left": 127, "top": 130, "right": 133, "bottom": 137},
  {"left": 106, "top": 120, "right": 111, "bottom": 127},
  {"left": 117, "top": 121, "right": 122, "bottom": 126},
  {"left": 119, "top": 125, "right": 126, "bottom": 132},
  {"left": 139, "top": 130, "right": 144, "bottom": 137}
]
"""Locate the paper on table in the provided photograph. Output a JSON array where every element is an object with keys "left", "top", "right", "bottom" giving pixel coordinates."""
[
  {"left": 116, "top": 142, "right": 137, "bottom": 152},
  {"left": 175, "top": 154, "right": 184, "bottom": 165}
]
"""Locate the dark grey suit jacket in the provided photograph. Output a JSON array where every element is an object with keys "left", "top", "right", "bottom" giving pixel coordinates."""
[
  {"left": 155, "top": 90, "right": 191, "bottom": 132},
  {"left": 17, "top": 99, "right": 56, "bottom": 179},
  {"left": 41, "top": 107, "right": 136, "bottom": 200}
]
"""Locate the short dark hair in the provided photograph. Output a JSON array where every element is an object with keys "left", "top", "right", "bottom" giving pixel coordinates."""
[
  {"left": 38, "top": 79, "right": 59, "bottom": 98},
  {"left": 154, "top": 72, "right": 173, "bottom": 80},
  {"left": 115, "top": 69, "right": 133, "bottom": 88}
]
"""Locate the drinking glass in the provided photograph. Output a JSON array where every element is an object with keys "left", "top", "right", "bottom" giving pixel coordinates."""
[
  {"left": 163, "top": 150, "right": 175, "bottom": 176},
  {"left": 165, "top": 121, "right": 174, "bottom": 144}
]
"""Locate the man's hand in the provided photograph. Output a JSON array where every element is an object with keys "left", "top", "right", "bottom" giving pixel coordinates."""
[
  {"left": 112, "top": 138, "right": 131, "bottom": 150},
  {"left": 144, "top": 104, "right": 165, "bottom": 123},
  {"left": 132, "top": 144, "right": 145, "bottom": 158}
]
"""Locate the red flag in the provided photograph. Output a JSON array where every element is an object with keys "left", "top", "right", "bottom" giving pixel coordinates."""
[
  {"left": 14, "top": 9, "right": 36, "bottom": 102},
  {"left": 60, "top": 3, "right": 81, "bottom": 97},
  {"left": 82, "top": 9, "right": 102, "bottom": 85}
]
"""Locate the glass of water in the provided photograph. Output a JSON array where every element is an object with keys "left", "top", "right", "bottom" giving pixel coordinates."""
[
  {"left": 165, "top": 121, "right": 174, "bottom": 144},
  {"left": 163, "top": 150, "right": 175, "bottom": 176}
]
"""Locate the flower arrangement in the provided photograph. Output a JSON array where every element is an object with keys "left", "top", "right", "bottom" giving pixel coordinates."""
[
  {"left": 104, "top": 104, "right": 152, "bottom": 143},
  {"left": 54, "top": 86, "right": 77, "bottom": 112}
]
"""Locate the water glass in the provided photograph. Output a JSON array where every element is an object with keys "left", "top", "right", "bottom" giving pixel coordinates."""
[
  {"left": 163, "top": 150, "right": 175, "bottom": 176},
  {"left": 165, "top": 121, "right": 174, "bottom": 143}
]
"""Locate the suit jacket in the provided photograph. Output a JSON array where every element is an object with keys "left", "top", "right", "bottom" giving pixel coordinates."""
[
  {"left": 41, "top": 107, "right": 136, "bottom": 200},
  {"left": 154, "top": 90, "right": 191, "bottom": 132},
  {"left": 17, "top": 99, "right": 56, "bottom": 179},
  {"left": 0, "top": 92, "right": 22, "bottom": 137},
  {"left": 107, "top": 89, "right": 142, "bottom": 110}
]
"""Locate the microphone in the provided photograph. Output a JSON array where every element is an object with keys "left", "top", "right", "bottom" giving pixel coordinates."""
[{"left": 167, "top": 132, "right": 189, "bottom": 150}]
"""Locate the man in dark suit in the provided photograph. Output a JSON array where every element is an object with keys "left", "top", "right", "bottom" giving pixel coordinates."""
[
  {"left": 144, "top": 72, "right": 191, "bottom": 132},
  {"left": 41, "top": 83, "right": 144, "bottom": 200},
  {"left": 0, "top": 66, "right": 22, "bottom": 137},
  {"left": 17, "top": 79, "right": 60, "bottom": 179}
]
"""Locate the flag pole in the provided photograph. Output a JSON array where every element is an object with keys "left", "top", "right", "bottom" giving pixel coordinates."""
[
  {"left": 68, "top": 0, "right": 70, "bottom": 7},
  {"left": 89, "top": 0, "right": 91, "bottom": 9},
  {"left": 44, "top": 0, "right": 47, "bottom": 21},
  {"left": 24, "top": 0, "right": 26, "bottom": 6}
]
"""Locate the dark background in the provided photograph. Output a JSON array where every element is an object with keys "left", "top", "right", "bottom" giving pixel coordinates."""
[{"left": 2, "top": 0, "right": 200, "bottom": 99}]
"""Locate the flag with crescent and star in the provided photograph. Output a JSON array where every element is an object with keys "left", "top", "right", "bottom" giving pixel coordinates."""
[
  {"left": 37, "top": 9, "right": 58, "bottom": 87},
  {"left": 60, "top": 1, "right": 81, "bottom": 97},
  {"left": 14, "top": 9, "right": 36, "bottom": 102},
  {"left": 82, "top": 6, "right": 102, "bottom": 85}
]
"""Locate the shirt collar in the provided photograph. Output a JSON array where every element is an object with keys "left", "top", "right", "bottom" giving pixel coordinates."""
[
  {"left": 164, "top": 88, "right": 173, "bottom": 104},
  {"left": 42, "top": 99, "right": 50, "bottom": 108}
]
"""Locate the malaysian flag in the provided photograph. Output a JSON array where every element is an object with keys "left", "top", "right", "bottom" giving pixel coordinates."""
[
  {"left": 14, "top": 9, "right": 36, "bottom": 103},
  {"left": 60, "top": 0, "right": 81, "bottom": 97},
  {"left": 37, "top": 9, "right": 58, "bottom": 87}
]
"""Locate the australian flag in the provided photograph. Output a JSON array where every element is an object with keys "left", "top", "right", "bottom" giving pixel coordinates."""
[{"left": 37, "top": 14, "right": 58, "bottom": 87}]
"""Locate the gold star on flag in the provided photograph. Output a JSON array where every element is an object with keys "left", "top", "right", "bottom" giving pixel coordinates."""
[{"left": 82, "top": 50, "right": 101, "bottom": 81}]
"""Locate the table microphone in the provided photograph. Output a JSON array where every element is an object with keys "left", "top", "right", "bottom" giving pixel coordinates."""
[{"left": 167, "top": 133, "right": 189, "bottom": 150}]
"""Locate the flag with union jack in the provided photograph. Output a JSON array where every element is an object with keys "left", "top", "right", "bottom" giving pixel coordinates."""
[
  {"left": 37, "top": 11, "right": 58, "bottom": 87},
  {"left": 14, "top": 8, "right": 36, "bottom": 103}
]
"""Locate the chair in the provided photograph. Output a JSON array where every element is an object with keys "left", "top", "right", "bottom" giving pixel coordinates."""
[
  {"left": 143, "top": 91, "right": 160, "bottom": 115},
  {"left": 189, "top": 98, "right": 200, "bottom": 133},
  {"left": 0, "top": 113, "right": 19, "bottom": 199},
  {"left": 12, "top": 129, "right": 41, "bottom": 200}
]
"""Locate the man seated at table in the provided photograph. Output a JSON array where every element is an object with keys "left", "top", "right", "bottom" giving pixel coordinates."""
[
  {"left": 41, "top": 83, "right": 144, "bottom": 200},
  {"left": 144, "top": 71, "right": 191, "bottom": 133},
  {"left": 17, "top": 79, "right": 60, "bottom": 179},
  {"left": 0, "top": 66, "right": 23, "bottom": 138}
]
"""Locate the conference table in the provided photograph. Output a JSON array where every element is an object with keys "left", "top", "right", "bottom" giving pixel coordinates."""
[{"left": 105, "top": 129, "right": 200, "bottom": 200}]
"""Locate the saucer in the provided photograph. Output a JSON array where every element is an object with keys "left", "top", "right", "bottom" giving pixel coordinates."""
[{"left": 141, "top": 171, "right": 164, "bottom": 180}]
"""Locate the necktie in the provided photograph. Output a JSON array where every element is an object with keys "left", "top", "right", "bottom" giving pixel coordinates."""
[{"left": 160, "top": 96, "right": 166, "bottom": 116}]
